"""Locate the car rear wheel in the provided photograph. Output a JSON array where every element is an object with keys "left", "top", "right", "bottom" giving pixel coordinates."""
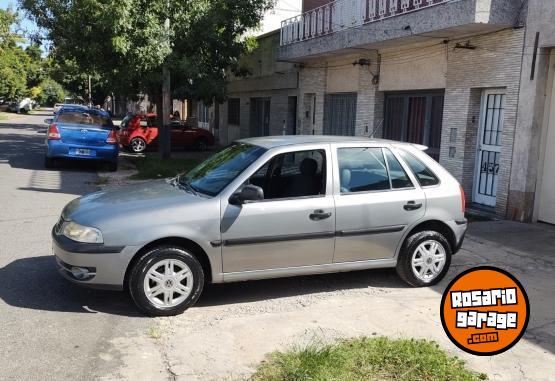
[
  {"left": 130, "top": 137, "right": 147, "bottom": 153},
  {"left": 396, "top": 230, "right": 451, "bottom": 287},
  {"left": 128, "top": 246, "right": 204, "bottom": 316}
]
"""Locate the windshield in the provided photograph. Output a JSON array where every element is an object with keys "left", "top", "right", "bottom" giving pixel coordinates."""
[
  {"left": 179, "top": 143, "right": 266, "bottom": 196},
  {"left": 57, "top": 111, "right": 113, "bottom": 128}
]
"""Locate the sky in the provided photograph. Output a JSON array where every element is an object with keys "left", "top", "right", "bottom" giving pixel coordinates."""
[
  {"left": 1, "top": 0, "right": 39, "bottom": 35},
  {"left": 258, "top": 0, "right": 302, "bottom": 35},
  {"left": 1, "top": 0, "right": 302, "bottom": 40}
]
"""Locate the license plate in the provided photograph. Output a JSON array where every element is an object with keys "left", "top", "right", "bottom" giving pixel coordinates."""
[{"left": 75, "top": 148, "right": 91, "bottom": 156}]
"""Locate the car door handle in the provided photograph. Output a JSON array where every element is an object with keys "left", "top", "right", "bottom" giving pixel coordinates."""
[
  {"left": 309, "top": 210, "right": 332, "bottom": 221},
  {"left": 403, "top": 201, "right": 423, "bottom": 211}
]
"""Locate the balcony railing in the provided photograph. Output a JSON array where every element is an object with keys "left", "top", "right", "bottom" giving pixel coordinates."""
[{"left": 280, "top": 0, "right": 452, "bottom": 46}]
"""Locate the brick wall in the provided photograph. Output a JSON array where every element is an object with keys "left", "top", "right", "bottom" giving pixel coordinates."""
[
  {"left": 298, "top": 65, "right": 327, "bottom": 135},
  {"left": 441, "top": 28, "right": 526, "bottom": 217}
]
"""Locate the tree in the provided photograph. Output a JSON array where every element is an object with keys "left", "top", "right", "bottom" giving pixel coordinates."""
[
  {"left": 0, "top": 9, "right": 27, "bottom": 99},
  {"left": 21, "top": 0, "right": 274, "bottom": 156},
  {"left": 35, "top": 78, "right": 66, "bottom": 106}
]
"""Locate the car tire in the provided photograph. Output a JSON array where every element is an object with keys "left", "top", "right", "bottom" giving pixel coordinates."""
[
  {"left": 128, "top": 246, "right": 205, "bottom": 316},
  {"left": 44, "top": 156, "right": 55, "bottom": 169},
  {"left": 193, "top": 138, "right": 208, "bottom": 151},
  {"left": 130, "top": 137, "right": 147, "bottom": 153},
  {"left": 396, "top": 230, "right": 452, "bottom": 287}
]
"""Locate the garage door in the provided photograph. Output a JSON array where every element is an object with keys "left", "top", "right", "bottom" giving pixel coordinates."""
[
  {"left": 323, "top": 93, "right": 357, "bottom": 136},
  {"left": 538, "top": 69, "right": 555, "bottom": 224}
]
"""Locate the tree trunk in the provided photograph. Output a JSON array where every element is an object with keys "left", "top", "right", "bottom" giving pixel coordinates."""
[{"left": 159, "top": 65, "right": 172, "bottom": 159}]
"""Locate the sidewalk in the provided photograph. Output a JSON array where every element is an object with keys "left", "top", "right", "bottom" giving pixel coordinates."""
[{"left": 95, "top": 220, "right": 555, "bottom": 380}]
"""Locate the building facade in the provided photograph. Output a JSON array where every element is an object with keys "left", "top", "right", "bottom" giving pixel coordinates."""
[
  {"left": 217, "top": 30, "right": 299, "bottom": 145},
  {"left": 272, "top": 0, "right": 555, "bottom": 222}
]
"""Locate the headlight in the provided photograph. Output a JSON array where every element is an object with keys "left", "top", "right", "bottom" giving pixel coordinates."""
[{"left": 62, "top": 221, "right": 103, "bottom": 244}]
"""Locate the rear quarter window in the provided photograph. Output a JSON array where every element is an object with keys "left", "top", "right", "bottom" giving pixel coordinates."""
[{"left": 398, "top": 149, "right": 440, "bottom": 187}]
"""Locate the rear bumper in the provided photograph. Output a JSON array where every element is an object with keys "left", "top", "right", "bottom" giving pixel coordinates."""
[
  {"left": 447, "top": 219, "right": 467, "bottom": 254},
  {"left": 46, "top": 140, "right": 118, "bottom": 162}
]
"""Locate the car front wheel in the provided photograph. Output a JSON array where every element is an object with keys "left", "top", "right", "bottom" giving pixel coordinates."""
[
  {"left": 396, "top": 230, "right": 451, "bottom": 287},
  {"left": 128, "top": 246, "right": 205, "bottom": 316}
]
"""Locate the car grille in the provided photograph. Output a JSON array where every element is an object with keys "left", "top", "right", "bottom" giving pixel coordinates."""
[{"left": 54, "top": 216, "right": 65, "bottom": 235}]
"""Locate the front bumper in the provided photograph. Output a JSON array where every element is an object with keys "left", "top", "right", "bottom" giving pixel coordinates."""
[{"left": 52, "top": 229, "right": 139, "bottom": 290}]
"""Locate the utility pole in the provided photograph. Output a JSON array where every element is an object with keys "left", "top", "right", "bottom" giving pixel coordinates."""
[
  {"left": 159, "top": 3, "right": 172, "bottom": 159},
  {"left": 88, "top": 75, "right": 92, "bottom": 107}
]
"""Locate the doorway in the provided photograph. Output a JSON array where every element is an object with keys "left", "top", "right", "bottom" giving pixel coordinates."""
[
  {"left": 473, "top": 89, "right": 505, "bottom": 207},
  {"left": 250, "top": 97, "right": 271, "bottom": 136}
]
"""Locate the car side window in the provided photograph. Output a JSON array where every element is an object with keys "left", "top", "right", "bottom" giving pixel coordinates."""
[
  {"left": 338, "top": 147, "right": 390, "bottom": 193},
  {"left": 383, "top": 148, "right": 413, "bottom": 189},
  {"left": 398, "top": 149, "right": 440, "bottom": 187},
  {"left": 139, "top": 118, "right": 148, "bottom": 127},
  {"left": 246, "top": 149, "right": 326, "bottom": 200}
]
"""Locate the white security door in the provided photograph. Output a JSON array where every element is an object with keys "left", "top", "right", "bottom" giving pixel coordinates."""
[
  {"left": 473, "top": 90, "right": 506, "bottom": 207},
  {"left": 538, "top": 68, "right": 555, "bottom": 224}
]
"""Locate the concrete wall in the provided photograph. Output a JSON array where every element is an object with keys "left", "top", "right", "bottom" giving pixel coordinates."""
[
  {"left": 379, "top": 43, "right": 447, "bottom": 91},
  {"left": 218, "top": 31, "right": 299, "bottom": 145},
  {"left": 508, "top": 0, "right": 555, "bottom": 221}
]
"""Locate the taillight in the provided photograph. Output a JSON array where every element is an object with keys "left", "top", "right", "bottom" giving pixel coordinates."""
[
  {"left": 106, "top": 130, "right": 117, "bottom": 144},
  {"left": 47, "top": 124, "right": 61, "bottom": 140},
  {"left": 460, "top": 184, "right": 466, "bottom": 214}
]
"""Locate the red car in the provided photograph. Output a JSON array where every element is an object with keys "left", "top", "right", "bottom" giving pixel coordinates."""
[{"left": 118, "top": 113, "right": 215, "bottom": 153}]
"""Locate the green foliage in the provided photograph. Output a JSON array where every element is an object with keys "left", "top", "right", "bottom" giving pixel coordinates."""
[
  {"left": 251, "top": 337, "right": 488, "bottom": 381},
  {"left": 129, "top": 154, "right": 205, "bottom": 180},
  {"left": 21, "top": 0, "right": 275, "bottom": 102},
  {"left": 0, "top": 9, "right": 57, "bottom": 100},
  {"left": 35, "top": 78, "right": 66, "bottom": 106}
]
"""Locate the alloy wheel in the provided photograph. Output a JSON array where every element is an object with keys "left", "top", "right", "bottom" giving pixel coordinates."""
[
  {"left": 410, "top": 240, "right": 447, "bottom": 283},
  {"left": 143, "top": 259, "right": 193, "bottom": 308},
  {"left": 131, "top": 139, "right": 146, "bottom": 153}
]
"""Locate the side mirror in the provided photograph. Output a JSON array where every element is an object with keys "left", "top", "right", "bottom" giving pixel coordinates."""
[
  {"left": 44, "top": 118, "right": 53, "bottom": 125},
  {"left": 229, "top": 185, "right": 264, "bottom": 205}
]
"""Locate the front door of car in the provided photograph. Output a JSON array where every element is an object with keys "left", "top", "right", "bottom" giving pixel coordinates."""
[
  {"left": 333, "top": 146, "right": 426, "bottom": 263},
  {"left": 220, "top": 146, "right": 335, "bottom": 273}
]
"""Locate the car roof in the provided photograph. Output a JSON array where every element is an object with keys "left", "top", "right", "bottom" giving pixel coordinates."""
[
  {"left": 237, "top": 135, "right": 412, "bottom": 149},
  {"left": 58, "top": 105, "right": 110, "bottom": 117}
]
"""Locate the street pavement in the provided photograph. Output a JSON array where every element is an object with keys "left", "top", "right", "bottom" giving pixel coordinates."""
[
  {"left": 0, "top": 111, "right": 554, "bottom": 380},
  {"left": 0, "top": 111, "right": 150, "bottom": 381}
]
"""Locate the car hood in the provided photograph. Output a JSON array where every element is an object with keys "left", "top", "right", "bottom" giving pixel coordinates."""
[{"left": 62, "top": 180, "right": 202, "bottom": 226}]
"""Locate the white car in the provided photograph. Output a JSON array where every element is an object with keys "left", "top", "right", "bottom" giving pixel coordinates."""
[{"left": 53, "top": 103, "right": 64, "bottom": 114}]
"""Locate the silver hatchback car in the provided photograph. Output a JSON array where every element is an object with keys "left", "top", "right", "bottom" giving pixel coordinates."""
[{"left": 53, "top": 136, "right": 467, "bottom": 316}]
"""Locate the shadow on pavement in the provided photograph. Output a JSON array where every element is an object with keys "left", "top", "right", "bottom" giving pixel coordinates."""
[
  {"left": 0, "top": 124, "right": 99, "bottom": 195},
  {"left": 0, "top": 256, "right": 143, "bottom": 317},
  {"left": 198, "top": 267, "right": 406, "bottom": 307}
]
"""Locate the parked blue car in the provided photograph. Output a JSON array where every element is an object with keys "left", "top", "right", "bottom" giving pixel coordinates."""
[{"left": 45, "top": 106, "right": 119, "bottom": 171}]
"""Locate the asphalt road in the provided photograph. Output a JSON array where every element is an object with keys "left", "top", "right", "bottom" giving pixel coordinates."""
[{"left": 0, "top": 111, "right": 149, "bottom": 381}]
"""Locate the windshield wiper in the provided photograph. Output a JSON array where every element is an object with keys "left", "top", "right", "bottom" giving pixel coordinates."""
[{"left": 174, "top": 175, "right": 201, "bottom": 196}]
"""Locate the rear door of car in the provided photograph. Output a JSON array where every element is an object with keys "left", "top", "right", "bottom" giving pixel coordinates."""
[{"left": 332, "top": 143, "right": 426, "bottom": 262}]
